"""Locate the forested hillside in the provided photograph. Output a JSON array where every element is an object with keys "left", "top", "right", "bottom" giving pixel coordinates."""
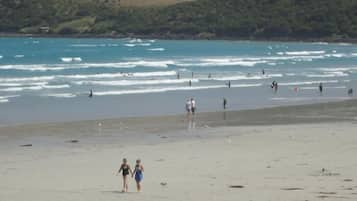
[{"left": 1, "top": 0, "right": 357, "bottom": 41}]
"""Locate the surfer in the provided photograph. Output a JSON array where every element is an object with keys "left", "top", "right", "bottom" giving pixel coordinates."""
[
  {"left": 177, "top": 72, "right": 180, "bottom": 79},
  {"left": 189, "top": 80, "right": 192, "bottom": 87},
  {"left": 227, "top": 81, "right": 231, "bottom": 88},
  {"left": 262, "top": 69, "right": 265, "bottom": 75}
]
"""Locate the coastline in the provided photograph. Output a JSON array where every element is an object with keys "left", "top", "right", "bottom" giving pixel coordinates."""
[{"left": 1, "top": 32, "right": 357, "bottom": 44}]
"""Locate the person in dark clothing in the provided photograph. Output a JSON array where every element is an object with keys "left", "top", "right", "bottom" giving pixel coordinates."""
[
  {"left": 319, "top": 82, "right": 323, "bottom": 94},
  {"left": 223, "top": 98, "right": 227, "bottom": 109},
  {"left": 117, "top": 158, "right": 133, "bottom": 193},
  {"left": 89, "top": 89, "right": 93, "bottom": 98}
]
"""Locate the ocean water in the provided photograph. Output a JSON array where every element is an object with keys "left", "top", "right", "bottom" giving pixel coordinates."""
[{"left": 0, "top": 38, "right": 356, "bottom": 125}]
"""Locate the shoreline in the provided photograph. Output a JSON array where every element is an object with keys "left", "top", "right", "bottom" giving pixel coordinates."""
[
  {"left": 1, "top": 32, "right": 357, "bottom": 44},
  {"left": 1, "top": 98, "right": 356, "bottom": 136}
]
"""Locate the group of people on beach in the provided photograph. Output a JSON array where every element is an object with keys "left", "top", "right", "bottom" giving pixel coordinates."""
[
  {"left": 117, "top": 158, "right": 144, "bottom": 193},
  {"left": 186, "top": 98, "right": 196, "bottom": 114}
]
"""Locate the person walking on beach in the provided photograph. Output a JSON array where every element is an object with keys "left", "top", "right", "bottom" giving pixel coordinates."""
[
  {"left": 117, "top": 158, "right": 132, "bottom": 192},
  {"left": 177, "top": 72, "right": 180, "bottom": 79},
  {"left": 191, "top": 98, "right": 196, "bottom": 114},
  {"left": 132, "top": 159, "right": 144, "bottom": 192},
  {"left": 228, "top": 81, "right": 231, "bottom": 88},
  {"left": 223, "top": 98, "right": 227, "bottom": 109},
  {"left": 189, "top": 80, "right": 192, "bottom": 87}
]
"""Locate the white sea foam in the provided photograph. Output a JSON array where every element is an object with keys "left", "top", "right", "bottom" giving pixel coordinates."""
[
  {"left": 42, "top": 93, "right": 76, "bottom": 98},
  {"left": 94, "top": 83, "right": 262, "bottom": 96},
  {"left": 62, "top": 71, "right": 176, "bottom": 79},
  {"left": 0, "top": 95, "right": 20, "bottom": 99},
  {"left": 0, "top": 99, "right": 9, "bottom": 103},
  {"left": 279, "top": 80, "right": 339, "bottom": 86},
  {"left": 0, "top": 83, "right": 24, "bottom": 87},
  {"left": 305, "top": 71, "right": 348, "bottom": 78},
  {"left": 278, "top": 51, "right": 325, "bottom": 56},
  {"left": 148, "top": 48, "right": 165, "bottom": 51},
  {"left": 205, "top": 73, "right": 282, "bottom": 81},
  {"left": 14, "top": 55, "right": 25, "bottom": 58},
  {"left": 42, "top": 84, "right": 70, "bottom": 89},
  {"left": 177, "top": 59, "right": 266, "bottom": 67},
  {"left": 84, "top": 60, "right": 174, "bottom": 68},
  {"left": 0, "top": 55, "right": 3, "bottom": 59},
  {"left": 74, "top": 78, "right": 199, "bottom": 86},
  {"left": 0, "top": 60, "right": 174, "bottom": 72},
  {"left": 124, "top": 43, "right": 151, "bottom": 47},
  {"left": 70, "top": 44, "right": 99, "bottom": 47},
  {"left": 0, "top": 64, "right": 65, "bottom": 71},
  {"left": 0, "top": 82, "right": 47, "bottom": 87},
  {"left": 232, "top": 83, "right": 262, "bottom": 88},
  {"left": 325, "top": 53, "right": 346, "bottom": 58},
  {"left": 313, "top": 42, "right": 329, "bottom": 45},
  {"left": 61, "top": 57, "right": 82, "bottom": 62},
  {"left": 132, "top": 71, "right": 177, "bottom": 77},
  {"left": 300, "top": 86, "right": 347, "bottom": 90},
  {"left": 0, "top": 76, "right": 54, "bottom": 82},
  {"left": 128, "top": 38, "right": 143, "bottom": 43},
  {"left": 0, "top": 86, "right": 43, "bottom": 92},
  {"left": 124, "top": 44, "right": 136, "bottom": 47}
]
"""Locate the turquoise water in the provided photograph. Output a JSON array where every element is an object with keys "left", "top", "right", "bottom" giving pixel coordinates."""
[{"left": 0, "top": 38, "right": 356, "bottom": 125}]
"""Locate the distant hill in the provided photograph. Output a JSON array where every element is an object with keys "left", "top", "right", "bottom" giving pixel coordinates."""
[{"left": 1, "top": 0, "right": 357, "bottom": 42}]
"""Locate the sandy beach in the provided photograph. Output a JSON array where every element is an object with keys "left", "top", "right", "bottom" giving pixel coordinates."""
[{"left": 1, "top": 100, "right": 357, "bottom": 201}]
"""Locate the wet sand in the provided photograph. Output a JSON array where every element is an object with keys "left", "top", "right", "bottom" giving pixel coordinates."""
[{"left": 1, "top": 99, "right": 357, "bottom": 201}]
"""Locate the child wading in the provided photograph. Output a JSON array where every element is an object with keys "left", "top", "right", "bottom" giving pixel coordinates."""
[
  {"left": 132, "top": 159, "right": 144, "bottom": 192},
  {"left": 117, "top": 158, "right": 132, "bottom": 192}
]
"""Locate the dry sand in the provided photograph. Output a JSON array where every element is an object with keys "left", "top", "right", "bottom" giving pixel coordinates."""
[{"left": 1, "top": 100, "right": 357, "bottom": 201}]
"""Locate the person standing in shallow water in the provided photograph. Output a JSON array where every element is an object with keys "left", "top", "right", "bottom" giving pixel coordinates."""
[
  {"left": 319, "top": 82, "right": 323, "bottom": 94},
  {"left": 191, "top": 98, "right": 196, "bottom": 114},
  {"left": 89, "top": 89, "right": 93, "bottom": 98},
  {"left": 186, "top": 99, "right": 192, "bottom": 114},
  {"left": 117, "top": 158, "right": 132, "bottom": 193},
  {"left": 223, "top": 98, "right": 227, "bottom": 109},
  {"left": 132, "top": 159, "right": 144, "bottom": 192}
]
